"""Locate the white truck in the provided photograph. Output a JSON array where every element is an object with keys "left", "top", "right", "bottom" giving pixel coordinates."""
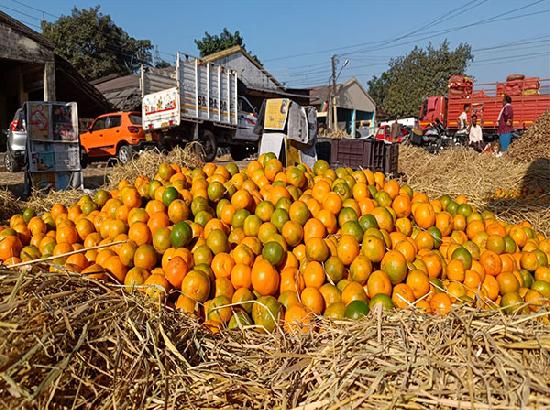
[{"left": 141, "top": 53, "right": 257, "bottom": 161}]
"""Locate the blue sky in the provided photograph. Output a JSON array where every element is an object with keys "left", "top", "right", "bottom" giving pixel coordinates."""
[{"left": 2, "top": 0, "right": 549, "bottom": 89}]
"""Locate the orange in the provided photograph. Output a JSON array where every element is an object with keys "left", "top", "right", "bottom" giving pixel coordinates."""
[
  {"left": 366, "top": 270, "right": 392, "bottom": 298},
  {"left": 362, "top": 235, "right": 386, "bottom": 263},
  {"left": 128, "top": 222, "right": 152, "bottom": 246},
  {"left": 305, "top": 237, "right": 330, "bottom": 262},
  {"left": 341, "top": 281, "right": 368, "bottom": 305},
  {"left": 391, "top": 283, "right": 415, "bottom": 309},
  {"left": 164, "top": 256, "right": 189, "bottom": 289},
  {"left": 301, "top": 287, "right": 325, "bottom": 314},
  {"left": 413, "top": 203, "right": 435, "bottom": 229},
  {"left": 480, "top": 250, "right": 502, "bottom": 276},
  {"left": 211, "top": 252, "right": 234, "bottom": 279},
  {"left": 251, "top": 258, "right": 280, "bottom": 296},
  {"left": 482, "top": 275, "right": 499, "bottom": 301},
  {"left": 486, "top": 235, "right": 506, "bottom": 254},
  {"left": 303, "top": 218, "right": 326, "bottom": 241},
  {"left": 380, "top": 250, "right": 407, "bottom": 285},
  {"left": 446, "top": 259, "right": 465, "bottom": 282},
  {"left": 429, "top": 293, "right": 452, "bottom": 315},
  {"left": 496, "top": 272, "right": 519, "bottom": 294},
  {"left": 302, "top": 260, "right": 326, "bottom": 289},
  {"left": 349, "top": 255, "right": 373, "bottom": 284},
  {"left": 181, "top": 270, "right": 210, "bottom": 302},
  {"left": 406, "top": 269, "right": 430, "bottom": 299},
  {"left": 231, "top": 263, "right": 252, "bottom": 289},
  {"left": 392, "top": 194, "right": 411, "bottom": 218},
  {"left": 284, "top": 303, "right": 312, "bottom": 333},
  {"left": 133, "top": 244, "right": 157, "bottom": 271},
  {"left": 336, "top": 235, "right": 360, "bottom": 266},
  {"left": 104, "top": 255, "right": 128, "bottom": 282}
]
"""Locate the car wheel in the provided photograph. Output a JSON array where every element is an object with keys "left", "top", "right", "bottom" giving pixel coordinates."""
[
  {"left": 4, "top": 151, "right": 20, "bottom": 172},
  {"left": 197, "top": 130, "right": 217, "bottom": 162},
  {"left": 117, "top": 144, "right": 132, "bottom": 164}
]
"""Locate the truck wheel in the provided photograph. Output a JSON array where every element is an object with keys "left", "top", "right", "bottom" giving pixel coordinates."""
[
  {"left": 117, "top": 144, "right": 132, "bottom": 164},
  {"left": 197, "top": 130, "right": 217, "bottom": 162},
  {"left": 80, "top": 146, "right": 88, "bottom": 169},
  {"left": 230, "top": 145, "right": 247, "bottom": 161},
  {"left": 4, "top": 151, "right": 20, "bottom": 172}
]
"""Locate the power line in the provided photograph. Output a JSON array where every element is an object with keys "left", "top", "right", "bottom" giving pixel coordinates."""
[{"left": 9, "top": 0, "right": 58, "bottom": 18}]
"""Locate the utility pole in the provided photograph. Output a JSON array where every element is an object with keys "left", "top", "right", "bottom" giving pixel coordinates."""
[{"left": 330, "top": 54, "right": 338, "bottom": 131}]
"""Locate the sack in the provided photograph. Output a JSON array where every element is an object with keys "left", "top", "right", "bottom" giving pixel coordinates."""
[
  {"left": 522, "top": 77, "right": 540, "bottom": 90},
  {"left": 522, "top": 89, "right": 539, "bottom": 96},
  {"left": 496, "top": 84, "right": 506, "bottom": 96},
  {"left": 506, "top": 73, "right": 525, "bottom": 82}
]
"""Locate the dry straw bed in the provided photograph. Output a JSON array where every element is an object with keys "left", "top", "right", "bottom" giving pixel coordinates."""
[
  {"left": 1, "top": 269, "right": 549, "bottom": 409},
  {"left": 398, "top": 145, "right": 550, "bottom": 235},
  {"left": 108, "top": 145, "right": 204, "bottom": 189}
]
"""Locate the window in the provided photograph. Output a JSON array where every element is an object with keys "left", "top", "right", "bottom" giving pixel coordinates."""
[
  {"left": 92, "top": 117, "right": 107, "bottom": 131},
  {"left": 129, "top": 114, "right": 142, "bottom": 125},
  {"left": 108, "top": 116, "right": 122, "bottom": 128}
]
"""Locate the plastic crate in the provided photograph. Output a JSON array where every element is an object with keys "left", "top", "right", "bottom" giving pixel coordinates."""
[
  {"left": 370, "top": 140, "right": 386, "bottom": 171},
  {"left": 315, "top": 138, "right": 332, "bottom": 163},
  {"left": 329, "top": 139, "right": 372, "bottom": 169},
  {"left": 384, "top": 143, "right": 399, "bottom": 175}
]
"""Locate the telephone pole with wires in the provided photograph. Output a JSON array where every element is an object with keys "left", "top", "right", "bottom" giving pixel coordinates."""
[{"left": 329, "top": 54, "right": 337, "bottom": 131}]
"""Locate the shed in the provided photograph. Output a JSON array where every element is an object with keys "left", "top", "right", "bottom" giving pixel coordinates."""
[
  {"left": 200, "top": 45, "right": 310, "bottom": 107},
  {"left": 310, "top": 78, "right": 376, "bottom": 137},
  {"left": 91, "top": 74, "right": 141, "bottom": 111},
  {"left": 0, "top": 11, "right": 111, "bottom": 130}
]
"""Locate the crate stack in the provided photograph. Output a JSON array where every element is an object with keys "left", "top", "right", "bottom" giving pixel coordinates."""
[{"left": 327, "top": 139, "right": 399, "bottom": 175}]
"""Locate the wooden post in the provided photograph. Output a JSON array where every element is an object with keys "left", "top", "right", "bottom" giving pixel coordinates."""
[
  {"left": 43, "top": 61, "right": 55, "bottom": 101},
  {"left": 351, "top": 109, "right": 356, "bottom": 138}
]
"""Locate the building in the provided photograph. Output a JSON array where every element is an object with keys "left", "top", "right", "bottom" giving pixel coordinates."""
[
  {"left": 310, "top": 78, "right": 376, "bottom": 137},
  {"left": 0, "top": 11, "right": 110, "bottom": 130},
  {"left": 91, "top": 74, "right": 141, "bottom": 112},
  {"left": 200, "top": 45, "right": 310, "bottom": 108}
]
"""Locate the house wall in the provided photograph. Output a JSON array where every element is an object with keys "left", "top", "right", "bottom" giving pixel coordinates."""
[
  {"left": 336, "top": 82, "right": 376, "bottom": 112},
  {"left": 0, "top": 23, "right": 54, "bottom": 63},
  {"left": 212, "top": 53, "right": 279, "bottom": 92}
]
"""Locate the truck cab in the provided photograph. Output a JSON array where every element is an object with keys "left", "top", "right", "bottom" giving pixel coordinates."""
[{"left": 418, "top": 96, "right": 447, "bottom": 130}]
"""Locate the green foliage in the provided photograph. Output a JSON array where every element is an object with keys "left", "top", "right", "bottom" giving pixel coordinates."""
[
  {"left": 195, "top": 28, "right": 262, "bottom": 66},
  {"left": 368, "top": 41, "right": 473, "bottom": 118},
  {"left": 42, "top": 7, "right": 153, "bottom": 80}
]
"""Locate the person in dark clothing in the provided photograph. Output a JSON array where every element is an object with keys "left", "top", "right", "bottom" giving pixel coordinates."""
[{"left": 497, "top": 95, "right": 514, "bottom": 151}]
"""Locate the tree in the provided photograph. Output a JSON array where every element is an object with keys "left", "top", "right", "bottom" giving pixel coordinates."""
[
  {"left": 367, "top": 41, "right": 473, "bottom": 118},
  {"left": 195, "top": 28, "right": 262, "bottom": 65},
  {"left": 42, "top": 7, "right": 153, "bottom": 80}
]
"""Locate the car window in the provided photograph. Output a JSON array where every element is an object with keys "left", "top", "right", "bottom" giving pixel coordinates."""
[
  {"left": 129, "top": 115, "right": 142, "bottom": 125},
  {"left": 108, "top": 116, "right": 122, "bottom": 128},
  {"left": 92, "top": 117, "right": 107, "bottom": 131}
]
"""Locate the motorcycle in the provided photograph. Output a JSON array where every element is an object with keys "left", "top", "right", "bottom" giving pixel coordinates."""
[{"left": 406, "top": 122, "right": 452, "bottom": 153}]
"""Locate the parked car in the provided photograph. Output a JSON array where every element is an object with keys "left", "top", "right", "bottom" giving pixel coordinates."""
[
  {"left": 80, "top": 111, "right": 158, "bottom": 164},
  {"left": 4, "top": 108, "right": 27, "bottom": 172}
]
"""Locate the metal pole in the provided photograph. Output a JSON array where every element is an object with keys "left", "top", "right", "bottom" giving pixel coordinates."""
[{"left": 331, "top": 55, "right": 338, "bottom": 131}]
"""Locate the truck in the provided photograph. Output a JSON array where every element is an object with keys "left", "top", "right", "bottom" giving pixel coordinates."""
[
  {"left": 141, "top": 53, "right": 257, "bottom": 162},
  {"left": 418, "top": 75, "right": 550, "bottom": 137}
]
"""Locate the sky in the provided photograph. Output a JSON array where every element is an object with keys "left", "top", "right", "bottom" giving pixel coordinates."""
[{"left": 1, "top": 0, "right": 549, "bottom": 90}]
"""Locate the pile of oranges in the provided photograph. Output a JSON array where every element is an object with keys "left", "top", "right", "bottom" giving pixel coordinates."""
[{"left": 1, "top": 153, "right": 549, "bottom": 333}]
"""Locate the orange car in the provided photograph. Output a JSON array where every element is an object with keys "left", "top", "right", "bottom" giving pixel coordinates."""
[{"left": 80, "top": 112, "right": 157, "bottom": 164}]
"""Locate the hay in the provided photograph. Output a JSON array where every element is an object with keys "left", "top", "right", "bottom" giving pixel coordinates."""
[
  {"left": 25, "top": 189, "right": 85, "bottom": 213},
  {"left": 0, "top": 269, "right": 548, "bottom": 409},
  {"left": 398, "top": 145, "right": 550, "bottom": 235},
  {"left": 108, "top": 146, "right": 204, "bottom": 188},
  {"left": 0, "top": 190, "right": 21, "bottom": 223},
  {"left": 507, "top": 109, "right": 550, "bottom": 162}
]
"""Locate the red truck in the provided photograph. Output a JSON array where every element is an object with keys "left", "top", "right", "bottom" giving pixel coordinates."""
[{"left": 418, "top": 75, "right": 550, "bottom": 135}]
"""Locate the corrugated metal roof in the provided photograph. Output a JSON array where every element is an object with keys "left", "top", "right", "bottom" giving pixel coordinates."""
[{"left": 310, "top": 78, "right": 376, "bottom": 112}]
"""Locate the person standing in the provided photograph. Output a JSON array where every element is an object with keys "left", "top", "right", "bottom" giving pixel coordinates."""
[
  {"left": 497, "top": 95, "right": 514, "bottom": 151},
  {"left": 390, "top": 119, "right": 401, "bottom": 143},
  {"left": 468, "top": 114, "right": 483, "bottom": 151}
]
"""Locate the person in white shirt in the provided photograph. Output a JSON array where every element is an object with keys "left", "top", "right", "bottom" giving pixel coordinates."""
[
  {"left": 458, "top": 104, "right": 470, "bottom": 130},
  {"left": 468, "top": 114, "right": 483, "bottom": 151}
]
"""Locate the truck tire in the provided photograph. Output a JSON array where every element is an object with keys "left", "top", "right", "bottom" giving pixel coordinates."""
[
  {"left": 198, "top": 130, "right": 217, "bottom": 162},
  {"left": 117, "top": 144, "right": 132, "bottom": 164},
  {"left": 4, "top": 151, "right": 20, "bottom": 172},
  {"left": 230, "top": 145, "right": 247, "bottom": 161},
  {"left": 80, "top": 146, "right": 88, "bottom": 169}
]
